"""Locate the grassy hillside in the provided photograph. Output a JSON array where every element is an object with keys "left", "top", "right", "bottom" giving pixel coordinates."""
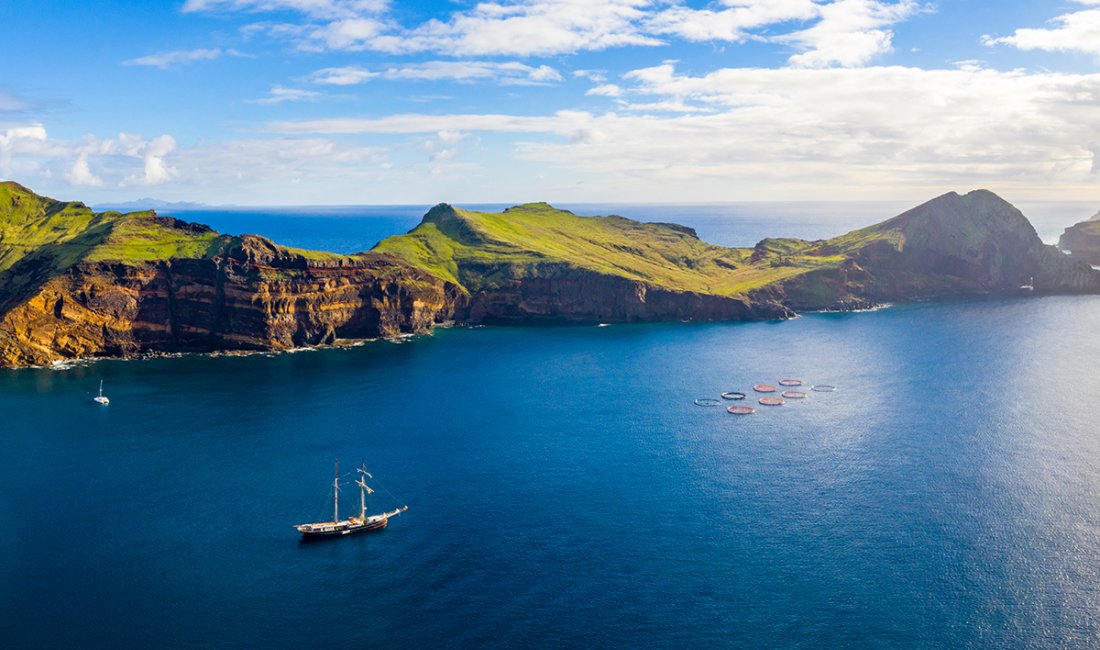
[
  {"left": 373, "top": 202, "right": 849, "bottom": 297},
  {"left": 0, "top": 181, "right": 350, "bottom": 271}
]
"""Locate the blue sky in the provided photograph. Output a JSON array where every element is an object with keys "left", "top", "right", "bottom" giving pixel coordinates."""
[{"left": 2, "top": 0, "right": 1099, "bottom": 204}]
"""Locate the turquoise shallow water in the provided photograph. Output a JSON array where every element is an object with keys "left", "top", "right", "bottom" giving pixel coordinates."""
[
  {"left": 5, "top": 202, "right": 1100, "bottom": 647},
  {"left": 4, "top": 297, "right": 1100, "bottom": 648}
]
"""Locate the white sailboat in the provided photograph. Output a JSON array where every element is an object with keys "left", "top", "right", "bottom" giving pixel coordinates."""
[{"left": 93, "top": 380, "right": 109, "bottom": 405}]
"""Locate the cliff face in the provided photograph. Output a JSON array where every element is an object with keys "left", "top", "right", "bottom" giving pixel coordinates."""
[
  {"left": 1058, "top": 210, "right": 1100, "bottom": 265},
  {"left": 462, "top": 263, "right": 793, "bottom": 324},
  {"left": 0, "top": 239, "right": 463, "bottom": 367},
  {"left": 0, "top": 183, "right": 464, "bottom": 367}
]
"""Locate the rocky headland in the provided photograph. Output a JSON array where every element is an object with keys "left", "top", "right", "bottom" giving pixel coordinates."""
[{"left": 1058, "top": 209, "right": 1100, "bottom": 265}]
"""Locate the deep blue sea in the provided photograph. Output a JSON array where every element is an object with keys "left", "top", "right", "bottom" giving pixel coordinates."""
[{"left": 3, "top": 203, "right": 1100, "bottom": 648}]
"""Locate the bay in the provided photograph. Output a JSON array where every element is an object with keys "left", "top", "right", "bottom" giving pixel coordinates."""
[{"left": 3, "top": 203, "right": 1100, "bottom": 648}]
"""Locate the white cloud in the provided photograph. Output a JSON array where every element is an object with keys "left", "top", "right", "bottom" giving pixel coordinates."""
[
  {"left": 66, "top": 154, "right": 103, "bottom": 186},
  {"left": 1, "top": 127, "right": 177, "bottom": 188},
  {"left": 249, "top": 86, "right": 322, "bottom": 104},
  {"left": 573, "top": 69, "right": 608, "bottom": 83},
  {"left": 124, "top": 48, "right": 242, "bottom": 69},
  {"left": 236, "top": 0, "right": 663, "bottom": 56},
  {"left": 587, "top": 83, "right": 624, "bottom": 97},
  {"left": 377, "top": 0, "right": 661, "bottom": 56},
  {"left": 646, "top": 0, "right": 819, "bottom": 42},
  {"left": 264, "top": 63, "right": 1100, "bottom": 199},
  {"left": 781, "top": 0, "right": 921, "bottom": 68},
  {"left": 297, "top": 17, "right": 389, "bottom": 50},
  {"left": 188, "top": 0, "right": 927, "bottom": 63},
  {"left": 982, "top": 1, "right": 1100, "bottom": 56},
  {"left": 0, "top": 122, "right": 397, "bottom": 201},
  {"left": 310, "top": 61, "right": 562, "bottom": 85}
]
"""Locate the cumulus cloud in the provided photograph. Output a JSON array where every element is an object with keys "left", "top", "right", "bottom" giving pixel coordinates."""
[
  {"left": 0, "top": 122, "right": 396, "bottom": 200},
  {"left": 781, "top": 0, "right": 921, "bottom": 67},
  {"left": 309, "top": 61, "right": 562, "bottom": 85},
  {"left": 265, "top": 63, "right": 1100, "bottom": 198},
  {"left": 124, "top": 48, "right": 243, "bottom": 69},
  {"left": 66, "top": 153, "right": 104, "bottom": 186},
  {"left": 982, "top": 1, "right": 1100, "bottom": 56},
  {"left": 0, "top": 127, "right": 177, "bottom": 188}
]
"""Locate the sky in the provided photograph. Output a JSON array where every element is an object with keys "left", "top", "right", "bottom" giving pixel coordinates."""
[{"left": 1, "top": 0, "right": 1100, "bottom": 205}]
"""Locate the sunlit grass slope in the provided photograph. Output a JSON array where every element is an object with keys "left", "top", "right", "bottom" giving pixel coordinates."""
[
  {"left": 373, "top": 202, "right": 852, "bottom": 297},
  {"left": 0, "top": 181, "right": 346, "bottom": 271}
]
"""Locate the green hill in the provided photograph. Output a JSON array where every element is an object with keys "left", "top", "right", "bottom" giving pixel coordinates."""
[
  {"left": 375, "top": 191, "right": 1098, "bottom": 308},
  {"left": 372, "top": 202, "right": 847, "bottom": 298}
]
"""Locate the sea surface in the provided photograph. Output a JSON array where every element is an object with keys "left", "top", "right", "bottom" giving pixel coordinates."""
[{"left": 3, "top": 204, "right": 1100, "bottom": 648}]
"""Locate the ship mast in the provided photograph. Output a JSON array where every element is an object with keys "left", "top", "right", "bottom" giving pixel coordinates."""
[
  {"left": 333, "top": 460, "right": 339, "bottom": 522},
  {"left": 356, "top": 464, "right": 373, "bottom": 520}
]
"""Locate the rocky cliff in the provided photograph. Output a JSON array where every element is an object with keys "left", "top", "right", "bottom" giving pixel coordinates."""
[{"left": 1058, "top": 208, "right": 1100, "bottom": 265}]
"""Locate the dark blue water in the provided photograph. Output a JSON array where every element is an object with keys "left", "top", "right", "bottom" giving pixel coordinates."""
[
  {"left": 5, "top": 204, "right": 1100, "bottom": 647},
  {"left": 4, "top": 298, "right": 1100, "bottom": 648}
]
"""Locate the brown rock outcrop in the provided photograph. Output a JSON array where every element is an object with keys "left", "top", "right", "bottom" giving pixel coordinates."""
[{"left": 0, "top": 236, "right": 464, "bottom": 367}]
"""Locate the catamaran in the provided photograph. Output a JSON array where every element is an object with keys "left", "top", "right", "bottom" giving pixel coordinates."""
[
  {"left": 294, "top": 462, "right": 407, "bottom": 538},
  {"left": 93, "top": 380, "right": 109, "bottom": 405}
]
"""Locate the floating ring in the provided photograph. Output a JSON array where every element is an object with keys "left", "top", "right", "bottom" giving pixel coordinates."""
[
  {"left": 727, "top": 405, "right": 756, "bottom": 415},
  {"left": 694, "top": 398, "right": 722, "bottom": 407},
  {"left": 758, "top": 397, "right": 786, "bottom": 406},
  {"left": 721, "top": 391, "right": 747, "bottom": 401},
  {"left": 753, "top": 384, "right": 778, "bottom": 393},
  {"left": 778, "top": 379, "right": 804, "bottom": 387},
  {"left": 811, "top": 385, "right": 837, "bottom": 393},
  {"left": 782, "top": 390, "right": 808, "bottom": 399}
]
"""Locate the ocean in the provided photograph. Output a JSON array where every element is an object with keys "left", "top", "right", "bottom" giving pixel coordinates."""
[{"left": 2, "top": 203, "right": 1100, "bottom": 648}]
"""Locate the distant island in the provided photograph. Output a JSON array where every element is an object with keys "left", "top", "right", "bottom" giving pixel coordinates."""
[
  {"left": 92, "top": 198, "right": 215, "bottom": 212},
  {"left": 1, "top": 180, "right": 1096, "bottom": 368}
]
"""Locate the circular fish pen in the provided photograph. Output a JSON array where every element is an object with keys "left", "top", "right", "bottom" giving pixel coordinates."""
[
  {"left": 753, "top": 384, "right": 778, "bottom": 393},
  {"left": 811, "top": 385, "right": 837, "bottom": 393},
  {"left": 721, "top": 391, "right": 747, "bottom": 401},
  {"left": 782, "top": 390, "right": 808, "bottom": 399},
  {"left": 758, "top": 397, "right": 786, "bottom": 407},
  {"left": 694, "top": 398, "right": 723, "bottom": 407},
  {"left": 778, "top": 379, "right": 804, "bottom": 387},
  {"left": 727, "top": 405, "right": 756, "bottom": 415}
]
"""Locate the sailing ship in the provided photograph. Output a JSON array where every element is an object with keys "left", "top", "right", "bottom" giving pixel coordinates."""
[
  {"left": 93, "top": 380, "right": 109, "bottom": 405},
  {"left": 295, "top": 462, "right": 408, "bottom": 538}
]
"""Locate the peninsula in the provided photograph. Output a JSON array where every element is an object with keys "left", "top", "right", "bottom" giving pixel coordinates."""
[{"left": 1, "top": 181, "right": 1096, "bottom": 368}]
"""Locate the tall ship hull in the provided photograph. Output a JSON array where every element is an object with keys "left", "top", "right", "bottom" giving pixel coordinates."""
[{"left": 296, "top": 507, "right": 408, "bottom": 538}]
